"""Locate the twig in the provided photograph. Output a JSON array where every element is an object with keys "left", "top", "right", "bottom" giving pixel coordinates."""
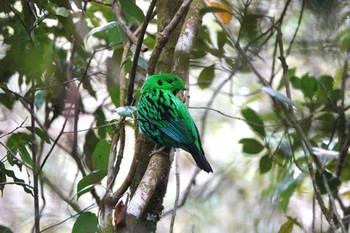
[
  {"left": 0, "top": 118, "right": 27, "bottom": 139},
  {"left": 112, "top": 1, "right": 148, "bottom": 52},
  {"left": 169, "top": 152, "right": 180, "bottom": 233},
  {"left": 38, "top": 50, "right": 96, "bottom": 173},
  {"left": 148, "top": 0, "right": 192, "bottom": 75},
  {"left": 40, "top": 204, "right": 96, "bottom": 233},
  {"left": 125, "top": 0, "right": 157, "bottom": 106},
  {"left": 162, "top": 168, "right": 200, "bottom": 217}
]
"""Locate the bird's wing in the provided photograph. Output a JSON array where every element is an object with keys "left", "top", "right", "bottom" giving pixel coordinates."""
[
  {"left": 158, "top": 116, "right": 194, "bottom": 144},
  {"left": 157, "top": 97, "right": 195, "bottom": 144}
]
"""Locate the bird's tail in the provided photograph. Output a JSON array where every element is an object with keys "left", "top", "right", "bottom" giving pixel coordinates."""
[{"left": 187, "top": 144, "right": 213, "bottom": 173}]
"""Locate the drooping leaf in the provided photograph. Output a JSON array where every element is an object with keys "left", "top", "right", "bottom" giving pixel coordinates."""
[
  {"left": 72, "top": 212, "right": 99, "bottom": 233},
  {"left": 6, "top": 133, "right": 33, "bottom": 166},
  {"left": 26, "top": 127, "right": 51, "bottom": 144},
  {"left": 77, "top": 170, "right": 105, "bottom": 199},
  {"left": 198, "top": 64, "right": 215, "bottom": 89},
  {"left": 277, "top": 174, "right": 303, "bottom": 212},
  {"left": 259, "top": 154, "right": 272, "bottom": 174},
  {"left": 95, "top": 106, "right": 107, "bottom": 138},
  {"left": 241, "top": 107, "right": 266, "bottom": 138},
  {"left": 0, "top": 93, "right": 14, "bottom": 109},
  {"left": 300, "top": 74, "right": 318, "bottom": 100},
  {"left": 84, "top": 21, "right": 121, "bottom": 45},
  {"left": 0, "top": 225, "right": 14, "bottom": 233},
  {"left": 120, "top": 0, "right": 145, "bottom": 23},
  {"left": 239, "top": 138, "right": 264, "bottom": 155},
  {"left": 92, "top": 139, "right": 110, "bottom": 172},
  {"left": 0, "top": 162, "right": 33, "bottom": 196},
  {"left": 278, "top": 218, "right": 294, "bottom": 233}
]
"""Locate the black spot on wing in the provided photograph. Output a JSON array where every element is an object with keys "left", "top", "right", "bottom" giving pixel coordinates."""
[{"left": 157, "top": 80, "right": 163, "bottom": 86}]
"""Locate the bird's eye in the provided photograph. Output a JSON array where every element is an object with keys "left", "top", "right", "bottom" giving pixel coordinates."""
[{"left": 167, "top": 79, "right": 173, "bottom": 84}]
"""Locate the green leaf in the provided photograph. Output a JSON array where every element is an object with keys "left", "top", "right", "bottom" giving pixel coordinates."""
[
  {"left": 120, "top": 0, "right": 145, "bottom": 23},
  {"left": 0, "top": 164, "right": 6, "bottom": 196},
  {"left": 95, "top": 106, "right": 107, "bottom": 138},
  {"left": 0, "top": 162, "right": 33, "bottom": 196},
  {"left": 300, "top": 74, "right": 317, "bottom": 100},
  {"left": 26, "top": 127, "right": 51, "bottom": 144},
  {"left": 259, "top": 154, "right": 272, "bottom": 174},
  {"left": 217, "top": 30, "right": 226, "bottom": 50},
  {"left": 315, "top": 170, "right": 341, "bottom": 195},
  {"left": 18, "top": 146, "right": 33, "bottom": 166},
  {"left": 198, "top": 64, "right": 215, "bottom": 89},
  {"left": 239, "top": 138, "right": 264, "bottom": 155},
  {"left": 55, "top": 7, "right": 70, "bottom": 17},
  {"left": 92, "top": 139, "right": 110, "bottom": 172},
  {"left": 0, "top": 93, "right": 14, "bottom": 109},
  {"left": 278, "top": 174, "right": 303, "bottom": 212},
  {"left": 72, "top": 212, "right": 99, "bottom": 233},
  {"left": 77, "top": 170, "right": 105, "bottom": 199},
  {"left": 6, "top": 133, "right": 33, "bottom": 166},
  {"left": 241, "top": 107, "right": 266, "bottom": 138},
  {"left": 85, "top": 21, "right": 121, "bottom": 45},
  {"left": 0, "top": 225, "right": 14, "bottom": 233},
  {"left": 199, "top": 6, "right": 233, "bottom": 16},
  {"left": 278, "top": 219, "right": 294, "bottom": 233}
]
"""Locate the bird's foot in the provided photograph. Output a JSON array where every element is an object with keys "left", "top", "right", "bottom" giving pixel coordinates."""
[{"left": 149, "top": 146, "right": 168, "bottom": 157}]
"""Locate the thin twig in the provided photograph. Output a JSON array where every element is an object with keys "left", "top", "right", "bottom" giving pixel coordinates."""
[
  {"left": 169, "top": 152, "right": 180, "bottom": 233},
  {"left": 112, "top": 1, "right": 148, "bottom": 52},
  {"left": 125, "top": 0, "right": 157, "bottom": 106},
  {"left": 38, "top": 50, "right": 96, "bottom": 173}
]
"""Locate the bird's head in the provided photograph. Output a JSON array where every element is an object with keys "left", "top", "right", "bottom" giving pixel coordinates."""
[{"left": 141, "top": 74, "right": 186, "bottom": 95}]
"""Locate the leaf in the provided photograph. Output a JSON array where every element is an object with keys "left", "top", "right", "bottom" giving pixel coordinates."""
[
  {"left": 315, "top": 170, "right": 341, "bottom": 195},
  {"left": 18, "top": 146, "right": 33, "bottom": 166},
  {"left": 0, "top": 93, "right": 14, "bottom": 109},
  {"left": 201, "top": 2, "right": 233, "bottom": 24},
  {"left": 261, "top": 87, "right": 295, "bottom": 107},
  {"left": 198, "top": 64, "right": 215, "bottom": 89},
  {"left": 77, "top": 170, "right": 106, "bottom": 199},
  {"left": 300, "top": 74, "right": 317, "bottom": 100},
  {"left": 278, "top": 219, "right": 294, "bottom": 233},
  {"left": 0, "top": 225, "right": 14, "bottom": 233},
  {"left": 120, "top": 0, "right": 145, "bottom": 23},
  {"left": 216, "top": 30, "right": 226, "bottom": 50},
  {"left": 241, "top": 107, "right": 266, "bottom": 138},
  {"left": 259, "top": 154, "right": 272, "bottom": 174},
  {"left": 0, "top": 162, "right": 33, "bottom": 196},
  {"left": 72, "top": 212, "right": 98, "bottom": 233},
  {"left": 84, "top": 21, "right": 121, "bottom": 45},
  {"left": 34, "top": 91, "right": 47, "bottom": 110},
  {"left": 278, "top": 174, "right": 303, "bottom": 212},
  {"left": 114, "top": 106, "right": 137, "bottom": 117},
  {"left": 6, "top": 133, "right": 33, "bottom": 166},
  {"left": 55, "top": 7, "right": 70, "bottom": 17},
  {"left": 239, "top": 138, "right": 264, "bottom": 155},
  {"left": 26, "top": 127, "right": 51, "bottom": 144},
  {"left": 92, "top": 139, "right": 110, "bottom": 172}
]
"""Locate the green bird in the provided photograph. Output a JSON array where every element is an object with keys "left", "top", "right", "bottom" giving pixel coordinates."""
[{"left": 137, "top": 74, "right": 213, "bottom": 173}]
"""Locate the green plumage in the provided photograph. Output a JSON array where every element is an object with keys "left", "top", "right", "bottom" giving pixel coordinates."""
[{"left": 137, "top": 74, "right": 213, "bottom": 173}]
